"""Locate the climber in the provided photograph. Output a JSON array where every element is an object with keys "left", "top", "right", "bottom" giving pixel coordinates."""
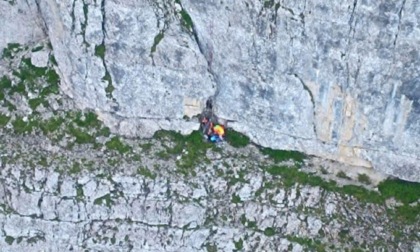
[{"left": 209, "top": 124, "right": 225, "bottom": 143}]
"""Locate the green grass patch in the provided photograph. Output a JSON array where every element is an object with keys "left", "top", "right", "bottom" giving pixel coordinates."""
[
  {"left": 93, "top": 194, "right": 114, "bottom": 208},
  {"left": 0, "top": 76, "right": 12, "bottom": 89},
  {"left": 394, "top": 204, "right": 420, "bottom": 223},
  {"left": 76, "top": 184, "right": 84, "bottom": 201},
  {"left": 265, "top": 165, "right": 387, "bottom": 204},
  {"left": 234, "top": 238, "right": 243, "bottom": 250},
  {"left": 153, "top": 130, "right": 212, "bottom": 175},
  {"left": 137, "top": 167, "right": 156, "bottom": 179},
  {"left": 68, "top": 126, "right": 95, "bottom": 144},
  {"left": 226, "top": 130, "right": 250, "bottom": 148},
  {"left": 95, "top": 44, "right": 106, "bottom": 59},
  {"left": 74, "top": 111, "right": 101, "bottom": 128},
  {"left": 28, "top": 97, "right": 44, "bottom": 110},
  {"left": 378, "top": 179, "right": 420, "bottom": 204},
  {"left": 97, "top": 126, "right": 111, "bottom": 137},
  {"left": 260, "top": 147, "right": 306, "bottom": 164},
  {"left": 231, "top": 194, "right": 242, "bottom": 204},
  {"left": 40, "top": 117, "right": 64, "bottom": 134},
  {"left": 12, "top": 117, "right": 38, "bottom": 134},
  {"left": 5, "top": 235, "right": 14, "bottom": 245},
  {"left": 0, "top": 114, "right": 10, "bottom": 127},
  {"left": 105, "top": 136, "right": 131, "bottom": 154},
  {"left": 103, "top": 71, "right": 114, "bottom": 98},
  {"left": 263, "top": 227, "right": 276, "bottom": 236},
  {"left": 69, "top": 162, "right": 81, "bottom": 174},
  {"left": 2, "top": 43, "right": 21, "bottom": 59},
  {"left": 180, "top": 9, "right": 193, "bottom": 31},
  {"left": 151, "top": 31, "right": 164, "bottom": 53}
]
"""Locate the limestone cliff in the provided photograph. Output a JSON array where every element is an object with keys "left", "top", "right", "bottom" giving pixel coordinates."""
[{"left": 1, "top": 0, "right": 419, "bottom": 181}]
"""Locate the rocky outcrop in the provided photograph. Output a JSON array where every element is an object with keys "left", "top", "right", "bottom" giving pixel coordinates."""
[
  {"left": 1, "top": 0, "right": 419, "bottom": 181},
  {"left": 0, "top": 131, "right": 418, "bottom": 251}
]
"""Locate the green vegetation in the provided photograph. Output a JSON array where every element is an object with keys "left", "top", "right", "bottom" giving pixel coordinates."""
[
  {"left": 94, "top": 194, "right": 114, "bottom": 208},
  {"left": 95, "top": 43, "right": 106, "bottom": 59},
  {"left": 234, "top": 238, "right": 243, "bottom": 250},
  {"left": 76, "top": 184, "right": 84, "bottom": 201},
  {"left": 231, "top": 194, "right": 242, "bottom": 204},
  {"left": 205, "top": 243, "right": 218, "bottom": 252},
  {"left": 357, "top": 173, "right": 371, "bottom": 185},
  {"left": 5, "top": 236, "right": 14, "bottom": 245},
  {"left": 39, "top": 117, "right": 64, "bottom": 134},
  {"left": 0, "top": 113, "right": 10, "bottom": 127},
  {"left": 12, "top": 117, "right": 38, "bottom": 134},
  {"left": 286, "top": 235, "right": 326, "bottom": 251},
  {"left": 105, "top": 136, "right": 131, "bottom": 154},
  {"left": 337, "top": 171, "right": 351, "bottom": 180},
  {"left": 74, "top": 111, "right": 101, "bottom": 128},
  {"left": 263, "top": 227, "right": 276, "bottom": 236},
  {"left": 153, "top": 130, "right": 212, "bottom": 175},
  {"left": 226, "top": 130, "right": 250, "bottom": 148},
  {"left": 378, "top": 179, "right": 420, "bottom": 204},
  {"left": 264, "top": 0, "right": 275, "bottom": 8},
  {"left": 2, "top": 43, "right": 21, "bottom": 59},
  {"left": 260, "top": 147, "right": 306, "bottom": 164},
  {"left": 103, "top": 71, "right": 114, "bottom": 98},
  {"left": 180, "top": 9, "right": 193, "bottom": 31},
  {"left": 151, "top": 31, "right": 164, "bottom": 53},
  {"left": 69, "top": 125, "right": 95, "bottom": 144},
  {"left": 137, "top": 167, "right": 156, "bottom": 179}
]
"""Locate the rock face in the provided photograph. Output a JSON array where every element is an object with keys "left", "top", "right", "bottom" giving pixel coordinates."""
[{"left": 1, "top": 0, "right": 419, "bottom": 181}]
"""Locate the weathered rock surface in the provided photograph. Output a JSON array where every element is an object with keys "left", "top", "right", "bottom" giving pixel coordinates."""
[
  {"left": 0, "top": 2, "right": 419, "bottom": 179},
  {"left": 0, "top": 131, "right": 418, "bottom": 251}
]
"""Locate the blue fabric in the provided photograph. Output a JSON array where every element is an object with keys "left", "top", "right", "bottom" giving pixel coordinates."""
[{"left": 210, "top": 135, "right": 220, "bottom": 142}]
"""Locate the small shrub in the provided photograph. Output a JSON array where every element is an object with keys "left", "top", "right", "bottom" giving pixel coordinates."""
[
  {"left": 231, "top": 194, "right": 242, "bottom": 204},
  {"left": 357, "top": 173, "right": 371, "bottom": 185},
  {"left": 263, "top": 227, "right": 276, "bottom": 236},
  {"left": 234, "top": 238, "right": 243, "bottom": 250},
  {"left": 336, "top": 171, "right": 351, "bottom": 180},
  {"left": 5, "top": 236, "right": 14, "bottom": 245}
]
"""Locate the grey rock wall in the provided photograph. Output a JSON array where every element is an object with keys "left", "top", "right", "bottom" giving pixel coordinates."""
[{"left": 1, "top": 0, "right": 419, "bottom": 181}]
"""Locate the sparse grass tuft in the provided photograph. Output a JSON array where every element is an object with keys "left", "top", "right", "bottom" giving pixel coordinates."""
[{"left": 337, "top": 171, "right": 351, "bottom": 180}]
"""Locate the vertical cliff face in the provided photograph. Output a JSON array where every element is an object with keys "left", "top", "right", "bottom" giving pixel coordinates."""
[{"left": 1, "top": 0, "right": 419, "bottom": 181}]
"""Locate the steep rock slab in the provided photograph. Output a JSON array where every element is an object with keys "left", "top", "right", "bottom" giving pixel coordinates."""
[
  {"left": 35, "top": 0, "right": 216, "bottom": 137},
  {"left": 181, "top": 0, "right": 420, "bottom": 181}
]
